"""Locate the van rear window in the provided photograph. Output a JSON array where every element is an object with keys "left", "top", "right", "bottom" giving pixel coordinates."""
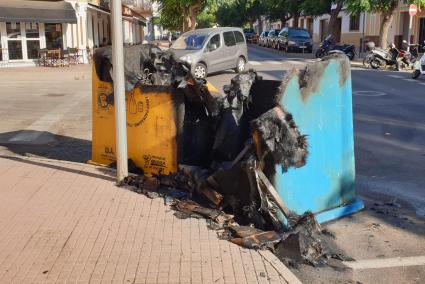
[{"left": 234, "top": 31, "right": 245, "bottom": 44}]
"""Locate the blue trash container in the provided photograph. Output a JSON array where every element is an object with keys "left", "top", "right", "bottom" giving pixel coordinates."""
[{"left": 275, "top": 55, "right": 364, "bottom": 223}]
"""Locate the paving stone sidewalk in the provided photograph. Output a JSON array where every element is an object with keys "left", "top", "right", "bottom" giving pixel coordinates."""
[{"left": 0, "top": 156, "right": 301, "bottom": 284}]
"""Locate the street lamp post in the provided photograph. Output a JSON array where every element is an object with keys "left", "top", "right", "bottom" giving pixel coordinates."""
[{"left": 111, "top": 0, "right": 128, "bottom": 182}]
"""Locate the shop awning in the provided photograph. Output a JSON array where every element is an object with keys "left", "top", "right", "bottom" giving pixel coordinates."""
[{"left": 0, "top": 0, "right": 77, "bottom": 23}]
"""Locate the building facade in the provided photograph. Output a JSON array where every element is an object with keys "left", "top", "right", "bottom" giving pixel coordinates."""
[
  {"left": 254, "top": 3, "right": 425, "bottom": 50},
  {"left": 0, "top": 0, "right": 147, "bottom": 67}
]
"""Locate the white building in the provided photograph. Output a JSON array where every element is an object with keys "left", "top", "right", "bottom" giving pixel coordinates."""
[{"left": 0, "top": 0, "right": 147, "bottom": 67}]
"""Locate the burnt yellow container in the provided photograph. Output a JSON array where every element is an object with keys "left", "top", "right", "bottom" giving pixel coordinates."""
[{"left": 91, "top": 64, "right": 179, "bottom": 176}]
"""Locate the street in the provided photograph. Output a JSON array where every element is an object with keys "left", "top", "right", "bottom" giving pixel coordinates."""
[{"left": 0, "top": 45, "right": 424, "bottom": 284}]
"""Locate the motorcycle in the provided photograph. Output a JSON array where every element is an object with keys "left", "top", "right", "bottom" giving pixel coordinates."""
[
  {"left": 412, "top": 41, "right": 425, "bottom": 79},
  {"left": 399, "top": 40, "right": 419, "bottom": 69},
  {"left": 365, "top": 42, "right": 400, "bottom": 70},
  {"left": 315, "top": 35, "right": 356, "bottom": 60}
]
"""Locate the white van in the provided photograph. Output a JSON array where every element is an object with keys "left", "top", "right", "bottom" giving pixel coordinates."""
[{"left": 171, "top": 27, "right": 248, "bottom": 79}]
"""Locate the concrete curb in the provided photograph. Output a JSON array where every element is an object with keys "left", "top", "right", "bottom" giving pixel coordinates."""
[{"left": 258, "top": 250, "right": 303, "bottom": 284}]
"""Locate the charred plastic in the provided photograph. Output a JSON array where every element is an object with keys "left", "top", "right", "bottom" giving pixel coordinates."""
[{"left": 95, "top": 45, "right": 348, "bottom": 266}]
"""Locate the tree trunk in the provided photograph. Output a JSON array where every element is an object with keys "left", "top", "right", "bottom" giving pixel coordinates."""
[
  {"left": 182, "top": 7, "right": 190, "bottom": 32},
  {"left": 182, "top": 4, "right": 202, "bottom": 32},
  {"left": 327, "top": 2, "right": 343, "bottom": 40},
  {"left": 292, "top": 14, "right": 300, "bottom": 28},
  {"left": 379, "top": 11, "right": 394, "bottom": 48},
  {"left": 257, "top": 15, "right": 263, "bottom": 34},
  {"left": 280, "top": 16, "right": 291, "bottom": 28}
]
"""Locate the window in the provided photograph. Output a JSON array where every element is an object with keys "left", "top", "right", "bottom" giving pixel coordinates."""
[
  {"left": 350, "top": 14, "right": 360, "bottom": 31},
  {"left": 45, "top": 23, "right": 63, "bottom": 49},
  {"left": 289, "top": 29, "right": 310, "bottom": 38},
  {"left": 172, "top": 34, "right": 207, "bottom": 50},
  {"left": 223, "top": 31, "right": 236, "bottom": 46},
  {"left": 234, "top": 31, "right": 245, "bottom": 44},
  {"left": 26, "top": 23, "right": 40, "bottom": 59},
  {"left": 207, "top": 34, "right": 221, "bottom": 50},
  {"left": 7, "top": 22, "right": 23, "bottom": 60}
]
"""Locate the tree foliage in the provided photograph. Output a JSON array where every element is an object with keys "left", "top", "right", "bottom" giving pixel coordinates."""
[
  {"left": 196, "top": 0, "right": 219, "bottom": 28},
  {"left": 158, "top": 0, "right": 208, "bottom": 32},
  {"left": 216, "top": 0, "right": 265, "bottom": 28}
]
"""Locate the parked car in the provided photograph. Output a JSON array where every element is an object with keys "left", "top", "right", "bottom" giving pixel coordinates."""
[
  {"left": 170, "top": 27, "right": 248, "bottom": 79},
  {"left": 243, "top": 28, "right": 256, "bottom": 43},
  {"left": 266, "top": 29, "right": 281, "bottom": 48},
  {"left": 277, "top": 27, "right": 313, "bottom": 53},
  {"left": 258, "top": 31, "right": 269, "bottom": 46}
]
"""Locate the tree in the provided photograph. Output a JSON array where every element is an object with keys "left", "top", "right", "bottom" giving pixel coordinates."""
[
  {"left": 347, "top": 0, "right": 425, "bottom": 48},
  {"left": 158, "top": 0, "right": 208, "bottom": 32},
  {"left": 260, "top": 0, "right": 305, "bottom": 29},
  {"left": 302, "top": 0, "right": 345, "bottom": 40},
  {"left": 263, "top": 0, "right": 292, "bottom": 26},
  {"left": 216, "top": 1, "right": 246, "bottom": 27},
  {"left": 216, "top": 0, "right": 265, "bottom": 28},
  {"left": 196, "top": 0, "right": 220, "bottom": 28}
]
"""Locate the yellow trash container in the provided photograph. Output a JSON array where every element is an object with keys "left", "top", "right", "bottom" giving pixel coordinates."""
[{"left": 90, "top": 63, "right": 179, "bottom": 176}]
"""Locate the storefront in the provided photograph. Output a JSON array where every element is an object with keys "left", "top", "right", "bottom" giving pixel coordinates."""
[{"left": 0, "top": 0, "right": 77, "bottom": 66}]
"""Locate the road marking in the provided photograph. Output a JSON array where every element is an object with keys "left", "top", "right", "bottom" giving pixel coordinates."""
[
  {"left": 249, "top": 61, "right": 262, "bottom": 66},
  {"left": 403, "top": 78, "right": 418, "bottom": 83},
  {"left": 353, "top": 91, "right": 387, "bottom": 97},
  {"left": 344, "top": 256, "right": 425, "bottom": 270},
  {"left": 356, "top": 114, "right": 425, "bottom": 131},
  {"left": 269, "top": 61, "right": 281, "bottom": 65},
  {"left": 387, "top": 74, "right": 404, "bottom": 79},
  {"left": 8, "top": 100, "right": 80, "bottom": 143}
]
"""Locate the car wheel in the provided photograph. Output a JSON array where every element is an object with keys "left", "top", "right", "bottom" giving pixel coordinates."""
[
  {"left": 235, "top": 57, "right": 246, "bottom": 73},
  {"left": 193, "top": 63, "right": 207, "bottom": 79},
  {"left": 412, "top": 69, "right": 421, "bottom": 79},
  {"left": 347, "top": 51, "right": 355, "bottom": 60}
]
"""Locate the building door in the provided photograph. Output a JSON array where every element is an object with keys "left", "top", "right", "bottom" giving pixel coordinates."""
[
  {"left": 307, "top": 18, "right": 313, "bottom": 36},
  {"left": 335, "top": 18, "right": 342, "bottom": 43},
  {"left": 45, "top": 23, "right": 63, "bottom": 49},
  {"left": 419, "top": 18, "right": 425, "bottom": 52},
  {"left": 6, "top": 22, "right": 23, "bottom": 60},
  {"left": 25, "top": 23, "right": 41, "bottom": 60},
  {"left": 320, "top": 19, "right": 328, "bottom": 41}
]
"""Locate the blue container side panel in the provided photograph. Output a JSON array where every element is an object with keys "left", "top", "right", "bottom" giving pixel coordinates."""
[{"left": 276, "top": 58, "right": 358, "bottom": 216}]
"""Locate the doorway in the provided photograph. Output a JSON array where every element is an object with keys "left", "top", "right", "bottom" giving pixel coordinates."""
[
  {"left": 320, "top": 19, "right": 328, "bottom": 41},
  {"left": 419, "top": 18, "right": 425, "bottom": 52},
  {"left": 6, "top": 22, "right": 23, "bottom": 60},
  {"left": 45, "top": 23, "right": 63, "bottom": 49},
  {"left": 335, "top": 18, "right": 342, "bottom": 42}
]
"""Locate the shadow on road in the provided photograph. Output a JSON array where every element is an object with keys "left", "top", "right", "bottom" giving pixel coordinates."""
[{"left": 0, "top": 130, "right": 91, "bottom": 163}]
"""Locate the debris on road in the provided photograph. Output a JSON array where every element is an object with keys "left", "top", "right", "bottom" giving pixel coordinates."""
[{"left": 105, "top": 45, "right": 353, "bottom": 267}]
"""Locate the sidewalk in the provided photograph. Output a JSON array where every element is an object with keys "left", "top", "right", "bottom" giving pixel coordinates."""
[{"left": 0, "top": 155, "right": 301, "bottom": 284}]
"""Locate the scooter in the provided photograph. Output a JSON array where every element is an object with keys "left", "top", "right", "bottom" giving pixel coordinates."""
[
  {"left": 412, "top": 44, "right": 425, "bottom": 79},
  {"left": 315, "top": 35, "right": 356, "bottom": 60},
  {"left": 367, "top": 43, "right": 400, "bottom": 70}
]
